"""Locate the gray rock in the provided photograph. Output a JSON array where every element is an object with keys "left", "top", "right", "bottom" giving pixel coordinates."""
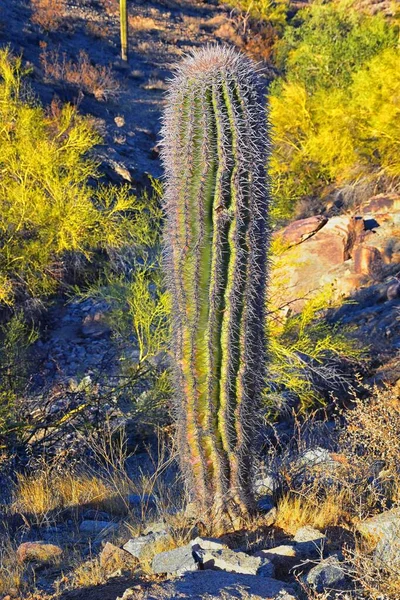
[
  {"left": 256, "top": 544, "right": 297, "bottom": 564},
  {"left": 123, "top": 531, "right": 169, "bottom": 561},
  {"left": 191, "top": 537, "right": 227, "bottom": 551},
  {"left": 196, "top": 547, "right": 274, "bottom": 578},
  {"left": 118, "top": 570, "right": 298, "bottom": 600},
  {"left": 79, "top": 520, "right": 118, "bottom": 534},
  {"left": 293, "top": 526, "right": 326, "bottom": 558},
  {"left": 305, "top": 555, "right": 349, "bottom": 593},
  {"left": 151, "top": 543, "right": 199, "bottom": 575},
  {"left": 358, "top": 509, "right": 400, "bottom": 569},
  {"left": 357, "top": 508, "right": 400, "bottom": 542}
]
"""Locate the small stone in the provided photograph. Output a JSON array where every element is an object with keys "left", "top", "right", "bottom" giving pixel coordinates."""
[
  {"left": 79, "top": 520, "right": 118, "bottom": 534},
  {"left": 100, "top": 542, "right": 137, "bottom": 571},
  {"left": 114, "top": 116, "right": 125, "bottom": 127},
  {"left": 293, "top": 526, "right": 326, "bottom": 558},
  {"left": 151, "top": 544, "right": 199, "bottom": 575},
  {"left": 123, "top": 531, "right": 169, "bottom": 561},
  {"left": 16, "top": 542, "right": 63, "bottom": 564},
  {"left": 197, "top": 547, "right": 274, "bottom": 578},
  {"left": 305, "top": 555, "right": 349, "bottom": 593}
]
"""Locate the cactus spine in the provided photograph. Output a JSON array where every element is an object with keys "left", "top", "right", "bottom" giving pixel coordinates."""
[
  {"left": 162, "top": 46, "right": 270, "bottom": 529},
  {"left": 120, "top": 0, "right": 128, "bottom": 61}
]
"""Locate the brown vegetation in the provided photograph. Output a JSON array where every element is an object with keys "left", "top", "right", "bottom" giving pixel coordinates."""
[
  {"left": 31, "top": 0, "right": 67, "bottom": 31},
  {"left": 40, "top": 49, "right": 120, "bottom": 101}
]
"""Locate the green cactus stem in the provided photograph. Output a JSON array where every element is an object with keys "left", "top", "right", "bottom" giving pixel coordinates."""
[
  {"left": 120, "top": 0, "right": 128, "bottom": 61},
  {"left": 161, "top": 46, "right": 270, "bottom": 530}
]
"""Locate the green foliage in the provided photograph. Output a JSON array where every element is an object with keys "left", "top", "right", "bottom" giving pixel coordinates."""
[
  {"left": 269, "top": 4, "right": 400, "bottom": 222},
  {"left": 79, "top": 183, "right": 171, "bottom": 425},
  {"left": 265, "top": 237, "right": 363, "bottom": 414},
  {"left": 267, "top": 288, "right": 363, "bottom": 414},
  {"left": 228, "top": 0, "right": 290, "bottom": 28},
  {"left": 274, "top": 3, "right": 395, "bottom": 91},
  {"left": 0, "top": 312, "right": 38, "bottom": 435},
  {"left": 0, "top": 48, "right": 137, "bottom": 305}
]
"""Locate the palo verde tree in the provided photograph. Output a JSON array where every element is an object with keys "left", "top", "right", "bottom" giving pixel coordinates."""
[{"left": 161, "top": 46, "right": 270, "bottom": 530}]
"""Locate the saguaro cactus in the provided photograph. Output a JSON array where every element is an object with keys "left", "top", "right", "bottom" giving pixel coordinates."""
[
  {"left": 161, "top": 46, "right": 270, "bottom": 529},
  {"left": 120, "top": 0, "right": 128, "bottom": 61}
]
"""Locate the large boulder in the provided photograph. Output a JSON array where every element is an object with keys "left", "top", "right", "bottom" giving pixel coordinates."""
[
  {"left": 357, "top": 509, "right": 400, "bottom": 569},
  {"left": 118, "top": 570, "right": 299, "bottom": 600},
  {"left": 272, "top": 195, "right": 400, "bottom": 311}
]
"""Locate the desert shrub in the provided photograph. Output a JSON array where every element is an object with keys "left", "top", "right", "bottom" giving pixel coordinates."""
[
  {"left": 80, "top": 183, "right": 172, "bottom": 424},
  {"left": 268, "top": 4, "right": 400, "bottom": 222},
  {"left": 0, "top": 49, "right": 134, "bottom": 306},
  {"left": 40, "top": 49, "right": 120, "bottom": 101},
  {"left": 339, "top": 384, "right": 400, "bottom": 515},
  {"left": 31, "top": 0, "right": 67, "bottom": 31},
  {"left": 274, "top": 4, "right": 395, "bottom": 91},
  {"left": 0, "top": 313, "right": 37, "bottom": 436},
  {"left": 228, "top": 0, "right": 290, "bottom": 28},
  {"left": 266, "top": 238, "right": 363, "bottom": 413}
]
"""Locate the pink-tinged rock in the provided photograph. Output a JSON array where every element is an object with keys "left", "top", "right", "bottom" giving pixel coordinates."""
[
  {"left": 354, "top": 245, "right": 383, "bottom": 275},
  {"left": 16, "top": 541, "right": 63, "bottom": 564},
  {"left": 276, "top": 215, "right": 328, "bottom": 247},
  {"left": 361, "top": 193, "right": 400, "bottom": 215},
  {"left": 100, "top": 542, "right": 137, "bottom": 570}
]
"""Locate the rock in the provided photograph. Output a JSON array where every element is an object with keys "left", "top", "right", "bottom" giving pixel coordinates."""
[
  {"left": 100, "top": 542, "right": 137, "bottom": 571},
  {"left": 195, "top": 547, "right": 274, "bottom": 578},
  {"left": 82, "top": 509, "right": 112, "bottom": 521},
  {"left": 305, "top": 555, "right": 349, "bottom": 594},
  {"left": 277, "top": 215, "right": 328, "bottom": 247},
  {"left": 79, "top": 520, "right": 118, "bottom": 534},
  {"left": 255, "top": 545, "right": 298, "bottom": 577},
  {"left": 293, "top": 526, "right": 326, "bottom": 558},
  {"left": 118, "top": 570, "right": 298, "bottom": 600},
  {"left": 356, "top": 508, "right": 400, "bottom": 542},
  {"left": 354, "top": 245, "right": 383, "bottom": 275},
  {"left": 81, "top": 313, "right": 111, "bottom": 338},
  {"left": 151, "top": 543, "right": 199, "bottom": 575},
  {"left": 114, "top": 116, "right": 125, "bottom": 127},
  {"left": 191, "top": 537, "right": 227, "bottom": 551},
  {"left": 254, "top": 473, "right": 279, "bottom": 496},
  {"left": 357, "top": 508, "right": 400, "bottom": 569},
  {"left": 361, "top": 193, "right": 400, "bottom": 215},
  {"left": 256, "top": 544, "right": 297, "bottom": 561},
  {"left": 123, "top": 530, "right": 169, "bottom": 561},
  {"left": 16, "top": 541, "right": 63, "bottom": 564},
  {"left": 387, "top": 278, "right": 400, "bottom": 300}
]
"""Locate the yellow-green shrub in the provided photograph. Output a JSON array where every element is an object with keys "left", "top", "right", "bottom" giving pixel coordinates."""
[
  {"left": 0, "top": 48, "right": 136, "bottom": 305},
  {"left": 268, "top": 3, "right": 399, "bottom": 221}
]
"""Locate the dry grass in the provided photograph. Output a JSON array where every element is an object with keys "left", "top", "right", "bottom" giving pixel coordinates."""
[
  {"left": 11, "top": 469, "right": 135, "bottom": 525},
  {"left": 31, "top": 0, "right": 67, "bottom": 31},
  {"left": 0, "top": 533, "right": 25, "bottom": 596},
  {"left": 339, "top": 383, "right": 400, "bottom": 517},
  {"left": 274, "top": 490, "right": 350, "bottom": 534},
  {"left": 40, "top": 49, "right": 120, "bottom": 101},
  {"left": 129, "top": 16, "right": 164, "bottom": 31}
]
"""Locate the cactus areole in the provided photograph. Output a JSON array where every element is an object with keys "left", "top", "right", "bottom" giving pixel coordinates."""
[{"left": 161, "top": 46, "right": 270, "bottom": 529}]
